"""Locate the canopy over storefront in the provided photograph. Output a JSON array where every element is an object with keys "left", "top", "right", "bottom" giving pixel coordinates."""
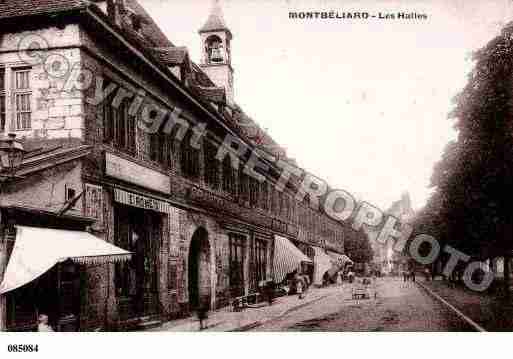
[
  {"left": 328, "top": 251, "right": 353, "bottom": 266},
  {"left": 273, "top": 235, "right": 312, "bottom": 283},
  {"left": 326, "top": 251, "right": 353, "bottom": 278},
  {"left": 0, "top": 226, "right": 132, "bottom": 294},
  {"left": 312, "top": 246, "right": 337, "bottom": 285}
]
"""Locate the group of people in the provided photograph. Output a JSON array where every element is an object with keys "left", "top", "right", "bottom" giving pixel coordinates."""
[{"left": 401, "top": 269, "right": 416, "bottom": 282}]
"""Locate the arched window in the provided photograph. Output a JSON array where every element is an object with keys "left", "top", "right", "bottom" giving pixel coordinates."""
[{"left": 205, "top": 35, "right": 224, "bottom": 63}]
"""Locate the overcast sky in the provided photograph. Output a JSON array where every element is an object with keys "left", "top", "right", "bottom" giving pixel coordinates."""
[{"left": 140, "top": 0, "right": 513, "bottom": 210}]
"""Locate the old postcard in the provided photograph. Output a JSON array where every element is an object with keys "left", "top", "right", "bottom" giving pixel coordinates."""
[{"left": 0, "top": 0, "right": 512, "bottom": 357}]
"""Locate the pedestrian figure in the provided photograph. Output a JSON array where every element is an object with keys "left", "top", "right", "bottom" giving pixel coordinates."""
[
  {"left": 348, "top": 270, "right": 355, "bottom": 284},
  {"left": 424, "top": 268, "right": 430, "bottom": 282},
  {"left": 265, "top": 279, "right": 275, "bottom": 305},
  {"left": 402, "top": 270, "right": 407, "bottom": 282},
  {"left": 38, "top": 314, "right": 53, "bottom": 332},
  {"left": 296, "top": 273, "right": 305, "bottom": 300},
  {"left": 410, "top": 270, "right": 416, "bottom": 282},
  {"left": 197, "top": 299, "right": 209, "bottom": 330}
]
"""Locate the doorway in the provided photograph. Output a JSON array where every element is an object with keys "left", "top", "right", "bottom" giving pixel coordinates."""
[
  {"left": 114, "top": 205, "right": 160, "bottom": 319},
  {"left": 188, "top": 228, "right": 211, "bottom": 310}
]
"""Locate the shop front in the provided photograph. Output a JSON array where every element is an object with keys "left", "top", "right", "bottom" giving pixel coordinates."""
[
  {"left": 0, "top": 206, "right": 131, "bottom": 332},
  {"left": 312, "top": 246, "right": 336, "bottom": 286},
  {"left": 327, "top": 251, "right": 353, "bottom": 280},
  {"left": 272, "top": 235, "right": 312, "bottom": 284},
  {"left": 110, "top": 188, "right": 169, "bottom": 324}
]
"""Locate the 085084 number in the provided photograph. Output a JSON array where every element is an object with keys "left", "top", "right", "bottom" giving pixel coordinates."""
[{"left": 7, "top": 344, "right": 39, "bottom": 353}]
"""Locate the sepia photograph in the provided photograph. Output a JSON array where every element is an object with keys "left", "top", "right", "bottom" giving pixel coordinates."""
[{"left": 1, "top": 0, "right": 513, "bottom": 356}]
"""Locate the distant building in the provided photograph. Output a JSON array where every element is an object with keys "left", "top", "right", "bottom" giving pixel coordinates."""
[{"left": 366, "top": 192, "right": 415, "bottom": 274}]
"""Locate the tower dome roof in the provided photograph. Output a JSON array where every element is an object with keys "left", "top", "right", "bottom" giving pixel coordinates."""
[{"left": 199, "top": 0, "right": 232, "bottom": 36}]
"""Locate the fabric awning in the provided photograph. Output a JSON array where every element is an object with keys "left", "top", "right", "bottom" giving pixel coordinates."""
[
  {"left": 326, "top": 251, "right": 353, "bottom": 278},
  {"left": 312, "top": 246, "right": 337, "bottom": 285},
  {"left": 0, "top": 226, "right": 132, "bottom": 294},
  {"left": 328, "top": 251, "right": 353, "bottom": 266},
  {"left": 273, "top": 235, "right": 312, "bottom": 283}
]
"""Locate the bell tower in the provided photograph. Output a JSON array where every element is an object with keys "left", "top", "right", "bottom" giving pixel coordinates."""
[{"left": 199, "top": 0, "right": 234, "bottom": 105}]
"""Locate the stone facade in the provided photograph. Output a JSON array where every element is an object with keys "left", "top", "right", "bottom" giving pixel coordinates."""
[{"left": 0, "top": 1, "right": 348, "bottom": 331}]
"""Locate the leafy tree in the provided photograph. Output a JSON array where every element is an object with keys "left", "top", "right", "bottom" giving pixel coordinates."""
[
  {"left": 419, "top": 22, "right": 513, "bottom": 289},
  {"left": 344, "top": 228, "right": 374, "bottom": 263}
]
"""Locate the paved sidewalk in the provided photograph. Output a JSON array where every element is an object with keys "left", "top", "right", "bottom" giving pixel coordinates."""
[{"left": 149, "top": 285, "right": 351, "bottom": 332}]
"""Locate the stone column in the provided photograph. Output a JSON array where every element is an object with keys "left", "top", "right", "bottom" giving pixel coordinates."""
[
  {"left": 0, "top": 214, "right": 6, "bottom": 331},
  {"left": 243, "top": 232, "right": 252, "bottom": 296},
  {"left": 0, "top": 211, "right": 14, "bottom": 332}
]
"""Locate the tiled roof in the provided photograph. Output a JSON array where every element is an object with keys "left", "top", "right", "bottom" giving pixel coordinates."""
[
  {"left": 192, "top": 85, "right": 226, "bottom": 104},
  {"left": 0, "top": 0, "right": 87, "bottom": 19},
  {"left": 151, "top": 47, "right": 190, "bottom": 66},
  {"left": 124, "top": 0, "right": 172, "bottom": 47},
  {"left": 0, "top": 0, "right": 286, "bottom": 159}
]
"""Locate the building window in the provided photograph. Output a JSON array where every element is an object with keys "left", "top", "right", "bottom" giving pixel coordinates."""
[
  {"left": 103, "top": 78, "right": 116, "bottom": 143},
  {"left": 168, "top": 262, "right": 177, "bottom": 291},
  {"left": 204, "top": 139, "right": 219, "bottom": 188},
  {"left": 222, "top": 156, "right": 236, "bottom": 195},
  {"left": 149, "top": 132, "right": 162, "bottom": 163},
  {"left": 102, "top": 82, "right": 136, "bottom": 155},
  {"left": 253, "top": 238, "right": 267, "bottom": 285},
  {"left": 152, "top": 132, "right": 173, "bottom": 168},
  {"left": 0, "top": 68, "right": 5, "bottom": 132},
  {"left": 115, "top": 99, "right": 136, "bottom": 153},
  {"left": 180, "top": 130, "right": 200, "bottom": 180},
  {"left": 13, "top": 68, "right": 31, "bottom": 130},
  {"left": 284, "top": 194, "right": 291, "bottom": 220},
  {"left": 239, "top": 166, "right": 249, "bottom": 202},
  {"left": 270, "top": 188, "right": 278, "bottom": 216},
  {"left": 260, "top": 181, "right": 269, "bottom": 211},
  {"left": 163, "top": 134, "right": 173, "bottom": 169},
  {"left": 229, "top": 233, "right": 245, "bottom": 297},
  {"left": 249, "top": 177, "right": 259, "bottom": 207}
]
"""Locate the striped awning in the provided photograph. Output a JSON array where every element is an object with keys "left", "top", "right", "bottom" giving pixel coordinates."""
[
  {"left": 273, "top": 235, "right": 312, "bottom": 283},
  {"left": 325, "top": 251, "right": 352, "bottom": 278},
  {"left": 328, "top": 251, "right": 353, "bottom": 267},
  {"left": 312, "top": 246, "right": 337, "bottom": 285},
  {"left": 0, "top": 226, "right": 132, "bottom": 294}
]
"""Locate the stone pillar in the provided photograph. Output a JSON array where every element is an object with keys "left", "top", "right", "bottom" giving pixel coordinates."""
[
  {"left": 0, "top": 211, "right": 14, "bottom": 332},
  {"left": 242, "top": 232, "right": 251, "bottom": 296},
  {"left": 0, "top": 216, "right": 7, "bottom": 332}
]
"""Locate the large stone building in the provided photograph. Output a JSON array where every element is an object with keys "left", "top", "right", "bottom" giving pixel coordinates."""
[
  {"left": 366, "top": 192, "right": 415, "bottom": 274},
  {"left": 0, "top": 0, "right": 348, "bottom": 331}
]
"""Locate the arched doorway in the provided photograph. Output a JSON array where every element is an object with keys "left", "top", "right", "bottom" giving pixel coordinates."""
[{"left": 188, "top": 228, "right": 211, "bottom": 310}]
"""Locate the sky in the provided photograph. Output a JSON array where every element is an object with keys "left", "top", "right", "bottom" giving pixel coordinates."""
[{"left": 140, "top": 0, "right": 513, "bottom": 210}]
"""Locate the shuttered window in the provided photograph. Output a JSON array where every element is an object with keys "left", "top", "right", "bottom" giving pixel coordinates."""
[{"left": 13, "top": 68, "right": 31, "bottom": 130}]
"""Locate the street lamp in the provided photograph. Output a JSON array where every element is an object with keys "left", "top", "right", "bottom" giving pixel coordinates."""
[{"left": 0, "top": 133, "right": 26, "bottom": 181}]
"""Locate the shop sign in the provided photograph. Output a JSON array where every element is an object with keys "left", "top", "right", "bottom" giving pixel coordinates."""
[
  {"left": 105, "top": 153, "right": 170, "bottom": 194},
  {"left": 85, "top": 184, "right": 103, "bottom": 224},
  {"left": 113, "top": 188, "right": 172, "bottom": 214}
]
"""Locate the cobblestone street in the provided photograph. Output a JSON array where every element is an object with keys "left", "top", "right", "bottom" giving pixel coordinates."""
[{"left": 250, "top": 278, "right": 474, "bottom": 331}]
